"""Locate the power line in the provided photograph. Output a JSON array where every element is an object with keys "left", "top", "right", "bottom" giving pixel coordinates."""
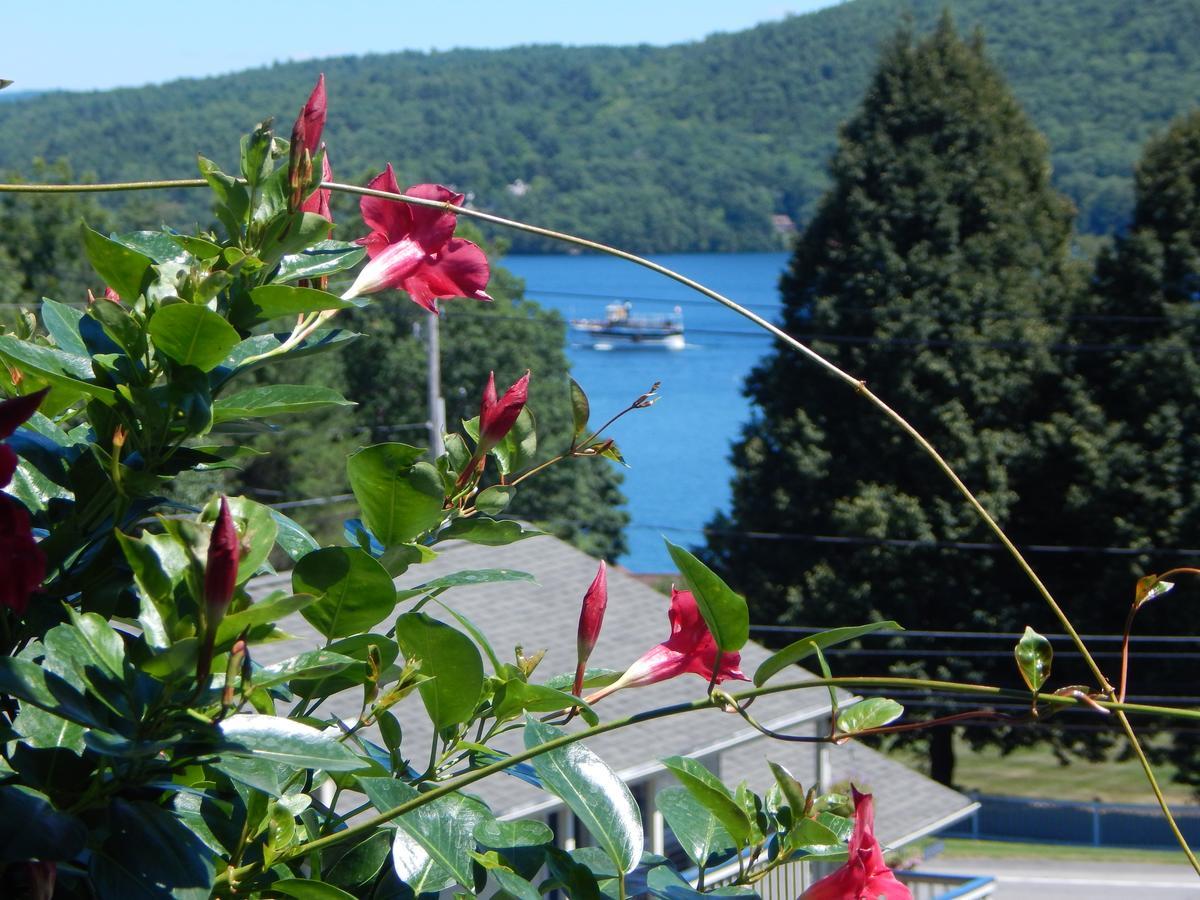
[{"left": 749, "top": 625, "right": 1200, "bottom": 644}]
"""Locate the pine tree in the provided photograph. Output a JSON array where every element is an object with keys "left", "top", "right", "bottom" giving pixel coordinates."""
[{"left": 704, "top": 16, "right": 1087, "bottom": 784}]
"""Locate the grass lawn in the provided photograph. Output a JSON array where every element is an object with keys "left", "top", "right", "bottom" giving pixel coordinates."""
[
  {"left": 913, "top": 837, "right": 1193, "bottom": 866},
  {"left": 896, "top": 734, "right": 1196, "bottom": 805}
]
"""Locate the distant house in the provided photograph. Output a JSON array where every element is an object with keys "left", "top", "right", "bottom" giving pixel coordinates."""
[{"left": 252, "top": 533, "right": 976, "bottom": 893}]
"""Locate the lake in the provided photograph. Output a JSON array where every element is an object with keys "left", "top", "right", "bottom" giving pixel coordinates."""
[{"left": 502, "top": 252, "right": 790, "bottom": 572}]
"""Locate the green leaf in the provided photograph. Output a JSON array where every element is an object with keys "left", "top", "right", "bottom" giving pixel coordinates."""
[
  {"left": 252, "top": 650, "right": 357, "bottom": 690},
  {"left": 786, "top": 816, "right": 844, "bottom": 856},
  {"left": 407, "top": 568, "right": 536, "bottom": 594},
  {"left": 270, "top": 509, "right": 320, "bottom": 561},
  {"left": 13, "top": 703, "right": 86, "bottom": 753},
  {"left": 0, "top": 334, "right": 116, "bottom": 403},
  {"left": 347, "top": 443, "right": 446, "bottom": 546},
  {"left": 768, "top": 761, "right": 807, "bottom": 814},
  {"left": 836, "top": 697, "right": 904, "bottom": 734},
  {"left": 247, "top": 284, "right": 354, "bottom": 324},
  {"left": 289, "top": 633, "right": 398, "bottom": 699},
  {"left": 394, "top": 613, "right": 484, "bottom": 730},
  {"left": 271, "top": 879, "right": 358, "bottom": 900},
  {"left": 1135, "top": 574, "right": 1175, "bottom": 608},
  {"left": 644, "top": 866, "right": 756, "bottom": 898},
  {"left": 494, "top": 681, "right": 598, "bottom": 726},
  {"left": 275, "top": 240, "right": 367, "bottom": 283},
  {"left": 218, "top": 714, "right": 366, "bottom": 771},
  {"left": 664, "top": 539, "right": 749, "bottom": 653},
  {"left": 655, "top": 787, "right": 734, "bottom": 869},
  {"left": 149, "top": 303, "right": 241, "bottom": 371},
  {"left": 428, "top": 598, "right": 503, "bottom": 672},
  {"left": 475, "top": 484, "right": 515, "bottom": 515},
  {"left": 1015, "top": 625, "right": 1053, "bottom": 693},
  {"left": 569, "top": 377, "right": 591, "bottom": 437},
  {"left": 439, "top": 517, "right": 543, "bottom": 546},
  {"left": 294, "top": 546, "right": 397, "bottom": 639},
  {"left": 204, "top": 494, "right": 278, "bottom": 582},
  {"left": 525, "top": 718, "right": 643, "bottom": 875},
  {"left": 215, "top": 591, "right": 317, "bottom": 647},
  {"left": 660, "top": 755, "right": 751, "bottom": 848},
  {"left": 40, "top": 297, "right": 88, "bottom": 356},
  {"left": 474, "top": 818, "right": 553, "bottom": 881},
  {"left": 492, "top": 407, "right": 537, "bottom": 475},
  {"left": 325, "top": 830, "right": 392, "bottom": 889},
  {"left": 360, "top": 778, "right": 488, "bottom": 889},
  {"left": 390, "top": 827, "right": 454, "bottom": 894},
  {"left": 754, "top": 621, "right": 904, "bottom": 687},
  {"left": 213, "top": 384, "right": 352, "bottom": 422},
  {"left": 112, "top": 230, "right": 194, "bottom": 266},
  {"left": 81, "top": 223, "right": 152, "bottom": 301},
  {"left": 0, "top": 656, "right": 108, "bottom": 729},
  {"left": 0, "top": 786, "right": 87, "bottom": 862}
]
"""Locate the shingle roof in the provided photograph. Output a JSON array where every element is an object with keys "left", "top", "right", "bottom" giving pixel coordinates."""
[{"left": 250, "top": 533, "right": 973, "bottom": 846}]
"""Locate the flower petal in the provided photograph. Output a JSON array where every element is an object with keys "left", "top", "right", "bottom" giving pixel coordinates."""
[
  {"left": 0, "top": 496, "right": 44, "bottom": 614},
  {"left": 299, "top": 74, "right": 327, "bottom": 155},
  {"left": 403, "top": 238, "right": 493, "bottom": 303},
  {"left": 0, "top": 388, "right": 48, "bottom": 441},
  {"left": 360, "top": 164, "right": 412, "bottom": 243},
  {"left": 403, "top": 183, "right": 464, "bottom": 254}
]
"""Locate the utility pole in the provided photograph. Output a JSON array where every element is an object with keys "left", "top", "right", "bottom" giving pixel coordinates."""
[{"left": 426, "top": 311, "right": 446, "bottom": 457}]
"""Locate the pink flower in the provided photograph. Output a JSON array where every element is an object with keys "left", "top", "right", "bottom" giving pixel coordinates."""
[
  {"left": 801, "top": 788, "right": 912, "bottom": 900},
  {"left": 479, "top": 370, "right": 530, "bottom": 453},
  {"left": 205, "top": 496, "right": 240, "bottom": 625},
  {"left": 342, "top": 164, "right": 492, "bottom": 312},
  {"left": 291, "top": 74, "right": 333, "bottom": 223},
  {"left": 585, "top": 588, "right": 747, "bottom": 703},
  {"left": 573, "top": 560, "right": 607, "bottom": 696}
]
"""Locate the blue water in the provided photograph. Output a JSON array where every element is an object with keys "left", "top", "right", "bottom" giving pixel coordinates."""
[{"left": 502, "top": 252, "right": 790, "bottom": 572}]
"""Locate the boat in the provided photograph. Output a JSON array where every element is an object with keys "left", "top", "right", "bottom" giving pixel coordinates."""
[{"left": 570, "top": 302, "right": 685, "bottom": 350}]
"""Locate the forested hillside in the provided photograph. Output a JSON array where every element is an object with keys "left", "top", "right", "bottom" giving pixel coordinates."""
[{"left": 1, "top": 0, "right": 1196, "bottom": 251}]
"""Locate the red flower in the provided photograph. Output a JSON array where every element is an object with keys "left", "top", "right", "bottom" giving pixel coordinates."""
[
  {"left": 0, "top": 498, "right": 45, "bottom": 615},
  {"left": 573, "top": 560, "right": 607, "bottom": 696},
  {"left": 342, "top": 164, "right": 492, "bottom": 312},
  {"left": 801, "top": 787, "right": 912, "bottom": 900},
  {"left": 291, "top": 74, "right": 333, "bottom": 223},
  {"left": 478, "top": 370, "right": 530, "bottom": 453},
  {"left": 0, "top": 389, "right": 48, "bottom": 486},
  {"left": 205, "top": 496, "right": 240, "bottom": 625},
  {"left": 586, "top": 588, "right": 747, "bottom": 703}
]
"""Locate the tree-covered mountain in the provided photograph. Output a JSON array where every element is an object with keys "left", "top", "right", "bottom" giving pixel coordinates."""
[{"left": 1, "top": 0, "right": 1196, "bottom": 251}]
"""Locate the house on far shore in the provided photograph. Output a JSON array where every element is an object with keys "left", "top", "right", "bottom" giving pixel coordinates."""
[{"left": 251, "top": 532, "right": 980, "bottom": 895}]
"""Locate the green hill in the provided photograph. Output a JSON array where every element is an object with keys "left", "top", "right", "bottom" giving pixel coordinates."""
[{"left": 1, "top": 0, "right": 1196, "bottom": 252}]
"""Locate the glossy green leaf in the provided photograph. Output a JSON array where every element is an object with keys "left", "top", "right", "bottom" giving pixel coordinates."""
[
  {"left": 569, "top": 377, "right": 590, "bottom": 437},
  {"left": 0, "top": 656, "right": 108, "bottom": 728},
  {"left": 294, "top": 546, "right": 397, "bottom": 638},
  {"left": 428, "top": 598, "right": 503, "bottom": 672},
  {"left": 326, "top": 830, "right": 393, "bottom": 889},
  {"left": 389, "top": 826, "right": 454, "bottom": 894},
  {"left": 645, "top": 866, "right": 756, "bottom": 898},
  {"left": 247, "top": 284, "right": 354, "bottom": 323},
  {"left": 1015, "top": 625, "right": 1053, "bottom": 693},
  {"left": 215, "top": 590, "right": 317, "bottom": 647},
  {"left": 0, "top": 786, "right": 87, "bottom": 862},
  {"left": 660, "top": 755, "right": 751, "bottom": 848},
  {"left": 13, "top": 702, "right": 86, "bottom": 753},
  {"left": 492, "top": 407, "right": 537, "bottom": 475},
  {"left": 543, "top": 847, "right": 602, "bottom": 900},
  {"left": 289, "top": 633, "right": 398, "bottom": 699},
  {"left": 768, "top": 761, "right": 807, "bottom": 814},
  {"left": 348, "top": 443, "right": 446, "bottom": 546},
  {"left": 270, "top": 508, "right": 321, "bottom": 560},
  {"left": 149, "top": 303, "right": 241, "bottom": 371},
  {"left": 439, "top": 517, "right": 544, "bottom": 546},
  {"left": 272, "top": 879, "right": 358, "bottom": 900},
  {"left": 1135, "top": 574, "right": 1175, "bottom": 608},
  {"left": 275, "top": 240, "right": 366, "bottom": 283},
  {"left": 219, "top": 714, "right": 366, "bottom": 771},
  {"left": 406, "top": 568, "right": 536, "bottom": 595},
  {"left": 836, "top": 697, "right": 904, "bottom": 734},
  {"left": 252, "top": 650, "right": 357, "bottom": 690},
  {"left": 475, "top": 818, "right": 553, "bottom": 881},
  {"left": 655, "top": 787, "right": 734, "bottom": 869},
  {"left": 206, "top": 495, "right": 281, "bottom": 581},
  {"left": 786, "top": 816, "right": 844, "bottom": 856},
  {"left": 360, "top": 777, "right": 488, "bottom": 889},
  {"left": 754, "top": 621, "right": 904, "bottom": 687},
  {"left": 494, "top": 680, "right": 598, "bottom": 726},
  {"left": 394, "top": 613, "right": 484, "bottom": 730},
  {"left": 89, "top": 799, "right": 214, "bottom": 899},
  {"left": 664, "top": 539, "right": 749, "bottom": 653},
  {"left": 112, "top": 230, "right": 194, "bottom": 266},
  {"left": 213, "top": 384, "right": 352, "bottom": 422},
  {"left": 81, "top": 223, "right": 152, "bottom": 301},
  {"left": 0, "top": 334, "right": 115, "bottom": 402},
  {"left": 525, "top": 718, "right": 643, "bottom": 875},
  {"left": 475, "top": 484, "right": 515, "bottom": 515},
  {"left": 41, "top": 298, "right": 88, "bottom": 356}
]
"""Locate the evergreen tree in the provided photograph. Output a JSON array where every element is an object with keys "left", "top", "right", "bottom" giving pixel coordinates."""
[
  {"left": 1061, "top": 111, "right": 1200, "bottom": 792},
  {"left": 704, "top": 16, "right": 1086, "bottom": 784}
]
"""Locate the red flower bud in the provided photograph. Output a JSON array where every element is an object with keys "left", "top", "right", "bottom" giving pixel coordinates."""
[
  {"left": 802, "top": 787, "right": 911, "bottom": 899},
  {"left": 573, "top": 561, "right": 607, "bottom": 696},
  {"left": 0, "top": 497, "right": 44, "bottom": 614},
  {"left": 478, "top": 370, "right": 530, "bottom": 453},
  {"left": 205, "top": 497, "right": 240, "bottom": 623},
  {"left": 0, "top": 388, "right": 48, "bottom": 487}
]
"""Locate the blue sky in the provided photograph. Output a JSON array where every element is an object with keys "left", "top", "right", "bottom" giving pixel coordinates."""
[{"left": 7, "top": 1, "right": 842, "bottom": 92}]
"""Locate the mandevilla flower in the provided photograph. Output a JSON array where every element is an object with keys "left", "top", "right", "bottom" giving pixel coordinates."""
[
  {"left": 573, "top": 560, "right": 608, "bottom": 696},
  {"left": 0, "top": 389, "right": 48, "bottom": 614},
  {"left": 801, "top": 787, "right": 912, "bottom": 900},
  {"left": 341, "top": 163, "right": 492, "bottom": 312},
  {"left": 479, "top": 370, "right": 530, "bottom": 453},
  {"left": 585, "top": 587, "right": 747, "bottom": 703}
]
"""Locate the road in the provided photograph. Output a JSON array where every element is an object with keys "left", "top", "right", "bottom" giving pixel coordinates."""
[{"left": 925, "top": 857, "right": 1200, "bottom": 898}]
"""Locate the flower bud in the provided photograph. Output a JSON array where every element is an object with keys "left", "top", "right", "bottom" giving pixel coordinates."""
[
  {"left": 573, "top": 561, "right": 607, "bottom": 696},
  {"left": 478, "top": 370, "right": 530, "bottom": 454},
  {"left": 205, "top": 496, "right": 240, "bottom": 625}
]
